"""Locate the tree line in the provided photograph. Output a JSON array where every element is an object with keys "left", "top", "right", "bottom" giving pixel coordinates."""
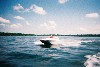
[
  {"left": 0, "top": 32, "right": 100, "bottom": 37},
  {"left": 0, "top": 32, "right": 35, "bottom": 36}
]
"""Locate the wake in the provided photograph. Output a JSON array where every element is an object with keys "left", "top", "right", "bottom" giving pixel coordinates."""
[{"left": 84, "top": 52, "right": 100, "bottom": 67}]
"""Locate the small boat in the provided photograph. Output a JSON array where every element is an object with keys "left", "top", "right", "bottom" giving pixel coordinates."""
[{"left": 40, "top": 35, "right": 59, "bottom": 48}]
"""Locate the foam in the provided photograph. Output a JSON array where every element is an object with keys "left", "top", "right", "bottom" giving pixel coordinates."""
[
  {"left": 34, "top": 41, "right": 43, "bottom": 45},
  {"left": 34, "top": 37, "right": 94, "bottom": 48},
  {"left": 58, "top": 39, "right": 81, "bottom": 47},
  {"left": 84, "top": 52, "right": 100, "bottom": 67},
  {"left": 34, "top": 39, "right": 82, "bottom": 48}
]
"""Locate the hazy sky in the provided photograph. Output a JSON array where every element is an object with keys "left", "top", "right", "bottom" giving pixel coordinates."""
[{"left": 0, "top": 0, "right": 100, "bottom": 34}]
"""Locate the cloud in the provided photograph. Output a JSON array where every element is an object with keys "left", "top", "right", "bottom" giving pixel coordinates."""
[
  {"left": 13, "top": 16, "right": 31, "bottom": 26},
  {"left": 58, "top": 0, "right": 69, "bottom": 4},
  {"left": 0, "top": 24, "right": 5, "bottom": 27},
  {"left": 25, "top": 21, "right": 31, "bottom": 25},
  {"left": 11, "top": 24, "right": 22, "bottom": 28},
  {"left": 24, "top": 8, "right": 30, "bottom": 12},
  {"left": 30, "top": 4, "right": 47, "bottom": 15},
  {"left": 40, "top": 21, "right": 56, "bottom": 30},
  {"left": 79, "top": 28, "right": 87, "bottom": 31},
  {"left": 0, "top": 17, "right": 10, "bottom": 23},
  {"left": 10, "top": 23, "right": 22, "bottom": 29},
  {"left": 13, "top": 4, "right": 47, "bottom": 15},
  {"left": 85, "top": 13, "right": 99, "bottom": 18},
  {"left": 13, "top": 4, "right": 24, "bottom": 12},
  {"left": 14, "top": 16, "right": 25, "bottom": 20}
]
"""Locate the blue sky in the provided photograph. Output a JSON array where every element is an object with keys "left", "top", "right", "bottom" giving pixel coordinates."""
[{"left": 0, "top": 0, "right": 100, "bottom": 34}]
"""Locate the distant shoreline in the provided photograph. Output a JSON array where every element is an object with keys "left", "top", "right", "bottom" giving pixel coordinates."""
[{"left": 0, "top": 32, "right": 100, "bottom": 37}]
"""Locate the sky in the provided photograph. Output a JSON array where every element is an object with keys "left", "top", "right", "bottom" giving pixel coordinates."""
[{"left": 0, "top": 0, "right": 100, "bottom": 34}]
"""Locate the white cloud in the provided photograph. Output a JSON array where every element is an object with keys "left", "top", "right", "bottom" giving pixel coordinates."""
[
  {"left": 24, "top": 8, "right": 30, "bottom": 12},
  {"left": 14, "top": 16, "right": 25, "bottom": 20},
  {"left": 0, "top": 24, "right": 5, "bottom": 27},
  {"left": 0, "top": 17, "right": 10, "bottom": 23},
  {"left": 40, "top": 21, "right": 56, "bottom": 30},
  {"left": 79, "top": 28, "right": 87, "bottom": 31},
  {"left": 30, "top": 4, "right": 47, "bottom": 15},
  {"left": 10, "top": 23, "right": 22, "bottom": 29},
  {"left": 85, "top": 13, "right": 99, "bottom": 18},
  {"left": 13, "top": 4, "right": 47, "bottom": 15},
  {"left": 13, "top": 16, "right": 31, "bottom": 26},
  {"left": 58, "top": 0, "right": 69, "bottom": 4},
  {"left": 25, "top": 21, "right": 31, "bottom": 25},
  {"left": 13, "top": 4, "right": 24, "bottom": 12}
]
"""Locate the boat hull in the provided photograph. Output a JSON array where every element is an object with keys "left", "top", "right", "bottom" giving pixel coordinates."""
[{"left": 40, "top": 40, "right": 52, "bottom": 48}]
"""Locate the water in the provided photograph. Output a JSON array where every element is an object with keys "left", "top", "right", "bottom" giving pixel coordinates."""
[{"left": 0, "top": 36, "right": 100, "bottom": 67}]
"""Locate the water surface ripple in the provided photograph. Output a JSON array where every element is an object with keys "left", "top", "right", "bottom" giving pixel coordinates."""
[{"left": 0, "top": 36, "right": 100, "bottom": 67}]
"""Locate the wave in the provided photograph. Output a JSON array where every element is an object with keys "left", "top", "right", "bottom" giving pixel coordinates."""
[
  {"left": 84, "top": 52, "right": 100, "bottom": 67},
  {"left": 34, "top": 41, "right": 43, "bottom": 45},
  {"left": 34, "top": 39, "right": 83, "bottom": 48},
  {"left": 33, "top": 37, "right": 97, "bottom": 48}
]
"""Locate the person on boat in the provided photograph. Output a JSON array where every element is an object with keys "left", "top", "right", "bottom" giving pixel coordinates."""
[{"left": 50, "top": 35, "right": 53, "bottom": 38}]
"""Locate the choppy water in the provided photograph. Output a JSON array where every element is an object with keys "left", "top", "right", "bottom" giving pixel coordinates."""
[{"left": 0, "top": 36, "right": 100, "bottom": 67}]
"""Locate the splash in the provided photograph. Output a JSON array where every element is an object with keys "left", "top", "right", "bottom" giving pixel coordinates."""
[
  {"left": 35, "top": 39, "right": 81, "bottom": 48},
  {"left": 60, "top": 39, "right": 81, "bottom": 47},
  {"left": 34, "top": 41, "right": 43, "bottom": 45},
  {"left": 84, "top": 52, "right": 100, "bottom": 67},
  {"left": 49, "top": 39, "right": 82, "bottom": 48}
]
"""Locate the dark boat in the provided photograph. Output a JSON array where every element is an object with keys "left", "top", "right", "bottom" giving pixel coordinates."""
[
  {"left": 40, "top": 40, "right": 52, "bottom": 48},
  {"left": 40, "top": 36, "right": 59, "bottom": 48}
]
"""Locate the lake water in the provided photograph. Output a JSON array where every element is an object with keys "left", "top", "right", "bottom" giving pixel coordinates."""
[{"left": 0, "top": 36, "right": 100, "bottom": 67}]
